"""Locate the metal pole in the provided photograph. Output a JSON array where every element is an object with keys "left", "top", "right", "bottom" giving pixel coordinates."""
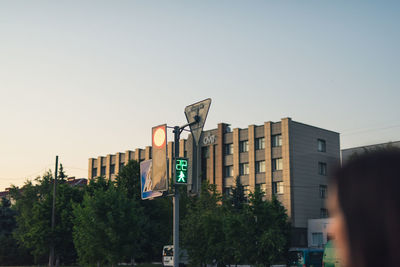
[
  {"left": 49, "top": 155, "right": 58, "bottom": 267},
  {"left": 173, "top": 126, "right": 180, "bottom": 267}
]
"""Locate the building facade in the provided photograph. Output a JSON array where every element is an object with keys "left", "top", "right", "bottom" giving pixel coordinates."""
[{"left": 88, "top": 118, "right": 340, "bottom": 246}]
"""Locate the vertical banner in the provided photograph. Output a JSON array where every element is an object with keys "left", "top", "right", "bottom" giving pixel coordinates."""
[
  {"left": 140, "top": 160, "right": 163, "bottom": 200},
  {"left": 151, "top": 124, "right": 168, "bottom": 191}
]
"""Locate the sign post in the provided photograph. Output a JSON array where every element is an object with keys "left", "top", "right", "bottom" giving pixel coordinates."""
[
  {"left": 172, "top": 98, "right": 211, "bottom": 267},
  {"left": 184, "top": 98, "right": 211, "bottom": 195},
  {"left": 184, "top": 98, "right": 211, "bottom": 145}
]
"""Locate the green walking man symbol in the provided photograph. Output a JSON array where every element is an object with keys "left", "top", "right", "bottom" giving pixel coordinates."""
[{"left": 175, "top": 158, "right": 188, "bottom": 184}]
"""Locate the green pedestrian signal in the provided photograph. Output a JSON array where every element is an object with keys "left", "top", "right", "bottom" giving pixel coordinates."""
[{"left": 175, "top": 158, "right": 188, "bottom": 184}]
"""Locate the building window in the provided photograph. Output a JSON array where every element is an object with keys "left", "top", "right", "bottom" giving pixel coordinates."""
[
  {"left": 320, "top": 185, "right": 327, "bottom": 199},
  {"left": 312, "top": 233, "right": 324, "bottom": 247},
  {"left": 272, "top": 158, "right": 283, "bottom": 171},
  {"left": 202, "top": 146, "right": 210, "bottom": 159},
  {"left": 272, "top": 134, "right": 282, "bottom": 147},
  {"left": 318, "top": 139, "right": 326, "bottom": 152},
  {"left": 261, "top": 183, "right": 267, "bottom": 194},
  {"left": 255, "top": 137, "right": 265, "bottom": 150},
  {"left": 239, "top": 140, "right": 249, "bottom": 152},
  {"left": 110, "top": 164, "right": 115, "bottom": 174},
  {"left": 225, "top": 143, "right": 233, "bottom": 155},
  {"left": 100, "top": 166, "right": 106, "bottom": 176},
  {"left": 119, "top": 162, "right": 125, "bottom": 171},
  {"left": 320, "top": 208, "right": 329, "bottom": 218},
  {"left": 92, "top": 168, "right": 97, "bottom": 178},
  {"left": 273, "top": 182, "right": 284, "bottom": 194},
  {"left": 224, "top": 165, "right": 233, "bottom": 177},
  {"left": 318, "top": 162, "right": 327, "bottom": 176},
  {"left": 256, "top": 160, "right": 266, "bottom": 173},
  {"left": 240, "top": 163, "right": 249, "bottom": 175}
]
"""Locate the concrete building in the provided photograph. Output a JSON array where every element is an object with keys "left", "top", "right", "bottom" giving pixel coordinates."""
[
  {"left": 88, "top": 118, "right": 340, "bottom": 246},
  {"left": 341, "top": 140, "right": 400, "bottom": 164}
]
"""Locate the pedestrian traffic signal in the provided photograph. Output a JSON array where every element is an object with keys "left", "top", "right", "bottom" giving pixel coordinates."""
[{"left": 175, "top": 158, "right": 188, "bottom": 184}]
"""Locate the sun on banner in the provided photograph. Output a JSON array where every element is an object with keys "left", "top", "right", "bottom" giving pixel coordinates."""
[{"left": 151, "top": 124, "right": 168, "bottom": 192}]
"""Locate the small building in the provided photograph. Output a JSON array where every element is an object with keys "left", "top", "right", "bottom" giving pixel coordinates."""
[
  {"left": 341, "top": 141, "right": 400, "bottom": 164},
  {"left": 0, "top": 188, "right": 12, "bottom": 201},
  {"left": 66, "top": 177, "right": 88, "bottom": 187},
  {"left": 308, "top": 218, "right": 331, "bottom": 248}
]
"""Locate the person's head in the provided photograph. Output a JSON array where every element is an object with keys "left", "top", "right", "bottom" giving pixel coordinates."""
[{"left": 328, "top": 148, "right": 400, "bottom": 267}]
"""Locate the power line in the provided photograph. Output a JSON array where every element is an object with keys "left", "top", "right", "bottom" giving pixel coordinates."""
[
  {"left": 63, "top": 166, "right": 88, "bottom": 172},
  {"left": 341, "top": 123, "right": 400, "bottom": 136},
  {"left": 0, "top": 163, "right": 54, "bottom": 180}
]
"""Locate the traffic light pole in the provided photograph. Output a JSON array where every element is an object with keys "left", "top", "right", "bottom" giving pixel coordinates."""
[
  {"left": 173, "top": 126, "right": 181, "bottom": 267},
  {"left": 172, "top": 122, "right": 193, "bottom": 267},
  {"left": 172, "top": 117, "right": 200, "bottom": 267}
]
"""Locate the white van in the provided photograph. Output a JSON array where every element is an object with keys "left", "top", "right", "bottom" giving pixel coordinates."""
[{"left": 162, "top": 245, "right": 188, "bottom": 267}]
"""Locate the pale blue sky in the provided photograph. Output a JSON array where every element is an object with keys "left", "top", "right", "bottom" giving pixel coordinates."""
[{"left": 1, "top": 1, "right": 399, "bottom": 190}]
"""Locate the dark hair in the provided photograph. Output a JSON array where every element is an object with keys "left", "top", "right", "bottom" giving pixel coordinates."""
[{"left": 332, "top": 148, "right": 400, "bottom": 267}]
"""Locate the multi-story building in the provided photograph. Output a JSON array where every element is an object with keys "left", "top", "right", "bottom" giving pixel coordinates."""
[{"left": 88, "top": 118, "right": 340, "bottom": 246}]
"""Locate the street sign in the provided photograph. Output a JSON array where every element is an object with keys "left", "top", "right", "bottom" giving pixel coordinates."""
[
  {"left": 151, "top": 124, "right": 168, "bottom": 191},
  {"left": 175, "top": 157, "right": 188, "bottom": 184},
  {"left": 184, "top": 98, "right": 211, "bottom": 145},
  {"left": 140, "top": 160, "right": 163, "bottom": 200}
]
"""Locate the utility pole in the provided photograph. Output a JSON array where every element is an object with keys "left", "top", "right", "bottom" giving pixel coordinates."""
[{"left": 49, "top": 155, "right": 58, "bottom": 267}]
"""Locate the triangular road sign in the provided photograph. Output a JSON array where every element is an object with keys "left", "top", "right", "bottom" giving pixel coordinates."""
[{"left": 184, "top": 98, "right": 211, "bottom": 145}]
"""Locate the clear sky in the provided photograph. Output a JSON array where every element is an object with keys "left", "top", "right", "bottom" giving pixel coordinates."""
[{"left": 1, "top": 1, "right": 399, "bottom": 190}]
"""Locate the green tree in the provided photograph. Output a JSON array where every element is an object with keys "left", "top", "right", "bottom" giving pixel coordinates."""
[
  {"left": 0, "top": 197, "right": 16, "bottom": 238},
  {"left": 220, "top": 206, "right": 251, "bottom": 266},
  {"left": 182, "top": 178, "right": 290, "bottom": 267},
  {"left": 86, "top": 175, "right": 112, "bottom": 196},
  {"left": 247, "top": 188, "right": 290, "bottom": 266},
  {"left": 58, "top": 164, "right": 66, "bottom": 182},
  {"left": 11, "top": 171, "right": 84, "bottom": 264},
  {"left": 182, "top": 182, "right": 226, "bottom": 267},
  {"left": 220, "top": 177, "right": 253, "bottom": 265},
  {"left": 230, "top": 176, "right": 247, "bottom": 211},
  {"left": 0, "top": 197, "right": 32, "bottom": 264},
  {"left": 115, "top": 160, "right": 141, "bottom": 200},
  {"left": 73, "top": 179, "right": 146, "bottom": 266},
  {"left": 116, "top": 160, "right": 173, "bottom": 262}
]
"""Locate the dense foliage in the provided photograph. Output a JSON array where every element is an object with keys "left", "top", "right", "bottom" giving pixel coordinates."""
[
  {"left": 2, "top": 162, "right": 291, "bottom": 266},
  {"left": 10, "top": 171, "right": 84, "bottom": 264},
  {"left": 0, "top": 197, "right": 33, "bottom": 265},
  {"left": 73, "top": 177, "right": 146, "bottom": 266},
  {"left": 182, "top": 177, "right": 291, "bottom": 267}
]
